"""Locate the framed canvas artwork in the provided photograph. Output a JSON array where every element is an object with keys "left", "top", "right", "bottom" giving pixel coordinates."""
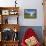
[
  {"left": 24, "top": 9, "right": 37, "bottom": 19},
  {"left": 2, "top": 10, "right": 9, "bottom": 15}
]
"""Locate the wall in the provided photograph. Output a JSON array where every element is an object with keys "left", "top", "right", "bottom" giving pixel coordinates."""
[
  {"left": 18, "top": 0, "right": 44, "bottom": 26},
  {"left": 0, "top": 0, "right": 15, "bottom": 7}
]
